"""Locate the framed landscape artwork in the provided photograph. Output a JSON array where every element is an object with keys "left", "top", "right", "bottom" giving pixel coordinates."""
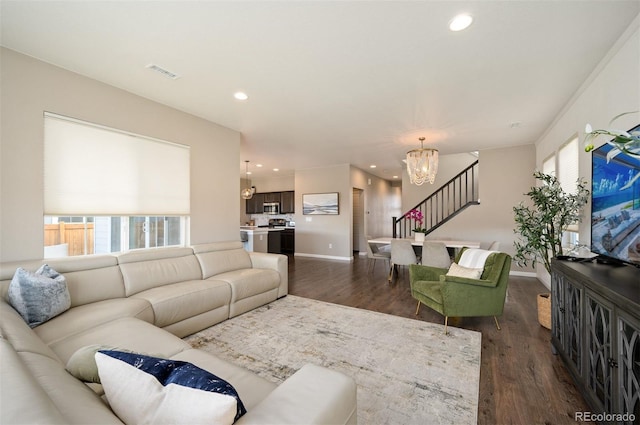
[{"left": 302, "top": 192, "right": 339, "bottom": 215}]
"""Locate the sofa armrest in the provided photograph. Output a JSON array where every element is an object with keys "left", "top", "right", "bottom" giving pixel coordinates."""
[
  {"left": 235, "top": 364, "right": 357, "bottom": 425},
  {"left": 248, "top": 252, "right": 288, "bottom": 298}
]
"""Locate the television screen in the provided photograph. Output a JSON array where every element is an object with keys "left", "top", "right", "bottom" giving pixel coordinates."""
[{"left": 591, "top": 129, "right": 640, "bottom": 266}]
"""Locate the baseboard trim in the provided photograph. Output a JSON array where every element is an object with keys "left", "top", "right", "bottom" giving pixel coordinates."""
[{"left": 294, "top": 253, "right": 354, "bottom": 262}]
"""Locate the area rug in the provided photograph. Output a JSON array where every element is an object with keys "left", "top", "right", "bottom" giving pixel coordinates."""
[{"left": 184, "top": 295, "right": 481, "bottom": 425}]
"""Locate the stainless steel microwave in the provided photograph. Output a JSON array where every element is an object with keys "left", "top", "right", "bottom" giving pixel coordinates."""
[{"left": 263, "top": 202, "right": 280, "bottom": 215}]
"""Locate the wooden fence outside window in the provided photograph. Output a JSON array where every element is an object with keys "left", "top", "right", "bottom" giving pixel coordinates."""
[{"left": 44, "top": 222, "right": 94, "bottom": 256}]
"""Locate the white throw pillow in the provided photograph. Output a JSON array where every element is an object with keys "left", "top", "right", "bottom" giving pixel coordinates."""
[
  {"left": 96, "top": 350, "right": 246, "bottom": 425},
  {"left": 7, "top": 264, "right": 71, "bottom": 328},
  {"left": 446, "top": 262, "right": 483, "bottom": 279}
]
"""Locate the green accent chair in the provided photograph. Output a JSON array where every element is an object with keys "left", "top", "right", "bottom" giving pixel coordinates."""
[{"left": 409, "top": 248, "right": 511, "bottom": 334}]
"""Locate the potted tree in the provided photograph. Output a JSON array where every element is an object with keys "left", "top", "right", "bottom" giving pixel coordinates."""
[{"left": 513, "top": 171, "right": 590, "bottom": 328}]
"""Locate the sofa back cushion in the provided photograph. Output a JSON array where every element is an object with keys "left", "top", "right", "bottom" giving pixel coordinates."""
[
  {"left": 192, "top": 242, "right": 252, "bottom": 279},
  {"left": 1, "top": 256, "right": 125, "bottom": 308},
  {"left": 117, "top": 247, "right": 201, "bottom": 297}
]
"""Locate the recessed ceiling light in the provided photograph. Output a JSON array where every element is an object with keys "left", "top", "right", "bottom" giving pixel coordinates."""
[
  {"left": 370, "top": 165, "right": 377, "bottom": 168},
  {"left": 234, "top": 92, "right": 248, "bottom": 101},
  {"left": 449, "top": 14, "right": 473, "bottom": 31},
  {"left": 256, "top": 164, "right": 263, "bottom": 167},
  {"left": 393, "top": 175, "right": 399, "bottom": 179},
  {"left": 273, "top": 168, "right": 279, "bottom": 172}
]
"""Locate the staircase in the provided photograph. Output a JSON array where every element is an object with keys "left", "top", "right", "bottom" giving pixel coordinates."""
[{"left": 393, "top": 160, "right": 479, "bottom": 238}]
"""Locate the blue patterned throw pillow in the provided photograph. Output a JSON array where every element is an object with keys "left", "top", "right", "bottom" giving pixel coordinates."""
[
  {"left": 8, "top": 264, "right": 71, "bottom": 328},
  {"left": 96, "top": 350, "right": 246, "bottom": 425}
]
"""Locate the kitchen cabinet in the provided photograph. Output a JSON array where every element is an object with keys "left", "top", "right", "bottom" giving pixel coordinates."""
[
  {"left": 281, "top": 228, "right": 295, "bottom": 253},
  {"left": 281, "top": 191, "right": 295, "bottom": 213},
  {"left": 245, "top": 191, "right": 295, "bottom": 214},
  {"left": 268, "top": 230, "right": 281, "bottom": 254},
  {"left": 263, "top": 192, "right": 281, "bottom": 203},
  {"left": 551, "top": 259, "right": 640, "bottom": 424},
  {"left": 245, "top": 193, "right": 264, "bottom": 214}
]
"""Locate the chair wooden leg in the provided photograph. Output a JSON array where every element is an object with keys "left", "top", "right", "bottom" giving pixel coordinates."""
[
  {"left": 444, "top": 316, "right": 449, "bottom": 335},
  {"left": 415, "top": 300, "right": 421, "bottom": 315},
  {"left": 494, "top": 316, "right": 501, "bottom": 331},
  {"left": 388, "top": 264, "right": 395, "bottom": 283}
]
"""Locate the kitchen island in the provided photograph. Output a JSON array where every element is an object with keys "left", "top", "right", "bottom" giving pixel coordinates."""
[{"left": 240, "top": 225, "right": 294, "bottom": 254}]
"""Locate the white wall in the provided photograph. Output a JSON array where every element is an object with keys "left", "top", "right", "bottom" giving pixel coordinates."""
[
  {"left": 294, "top": 164, "right": 352, "bottom": 260},
  {"left": 420, "top": 145, "right": 537, "bottom": 274},
  {"left": 0, "top": 48, "right": 241, "bottom": 262},
  {"left": 350, "top": 166, "right": 401, "bottom": 248},
  {"left": 534, "top": 15, "right": 640, "bottom": 285}
]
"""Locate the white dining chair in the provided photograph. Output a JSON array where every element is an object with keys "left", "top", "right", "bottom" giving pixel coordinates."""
[
  {"left": 389, "top": 239, "right": 417, "bottom": 282},
  {"left": 366, "top": 240, "right": 391, "bottom": 274},
  {"left": 421, "top": 241, "right": 451, "bottom": 269}
]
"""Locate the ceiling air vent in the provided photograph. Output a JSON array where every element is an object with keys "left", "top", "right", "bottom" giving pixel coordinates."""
[{"left": 145, "top": 63, "right": 180, "bottom": 80}]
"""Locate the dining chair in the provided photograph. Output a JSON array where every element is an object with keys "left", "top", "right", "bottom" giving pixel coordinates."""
[
  {"left": 389, "top": 239, "right": 417, "bottom": 283},
  {"left": 366, "top": 240, "right": 391, "bottom": 274},
  {"left": 421, "top": 241, "right": 451, "bottom": 269}
]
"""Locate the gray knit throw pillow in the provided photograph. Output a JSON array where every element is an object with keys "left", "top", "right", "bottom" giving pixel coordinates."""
[{"left": 8, "top": 264, "right": 71, "bottom": 328}]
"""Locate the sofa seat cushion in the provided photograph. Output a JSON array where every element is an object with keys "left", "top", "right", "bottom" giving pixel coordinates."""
[
  {"left": 34, "top": 298, "right": 154, "bottom": 347},
  {"left": 172, "top": 349, "right": 276, "bottom": 411},
  {"left": 47, "top": 317, "right": 191, "bottom": 365},
  {"left": 131, "top": 279, "right": 231, "bottom": 328},
  {"left": 212, "top": 269, "right": 280, "bottom": 303}
]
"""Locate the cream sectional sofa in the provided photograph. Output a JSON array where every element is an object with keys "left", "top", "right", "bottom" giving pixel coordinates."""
[{"left": 0, "top": 241, "right": 357, "bottom": 425}]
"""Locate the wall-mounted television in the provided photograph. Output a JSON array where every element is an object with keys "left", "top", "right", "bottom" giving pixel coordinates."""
[{"left": 590, "top": 124, "right": 640, "bottom": 267}]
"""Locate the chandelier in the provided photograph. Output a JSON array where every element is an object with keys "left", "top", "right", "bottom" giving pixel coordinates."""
[
  {"left": 406, "top": 137, "right": 439, "bottom": 185},
  {"left": 241, "top": 160, "right": 253, "bottom": 200}
]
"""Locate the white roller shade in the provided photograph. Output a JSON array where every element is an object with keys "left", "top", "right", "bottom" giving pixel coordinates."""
[
  {"left": 44, "top": 114, "right": 190, "bottom": 216},
  {"left": 558, "top": 137, "right": 579, "bottom": 194}
]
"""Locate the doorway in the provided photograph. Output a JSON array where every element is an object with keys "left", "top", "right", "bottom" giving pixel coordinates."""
[{"left": 352, "top": 188, "right": 365, "bottom": 254}]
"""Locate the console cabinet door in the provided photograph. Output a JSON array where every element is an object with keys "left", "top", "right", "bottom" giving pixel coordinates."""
[
  {"left": 617, "top": 310, "right": 640, "bottom": 422},
  {"left": 552, "top": 271, "right": 566, "bottom": 349},
  {"left": 585, "top": 290, "right": 614, "bottom": 414},
  {"left": 565, "top": 278, "right": 583, "bottom": 378}
]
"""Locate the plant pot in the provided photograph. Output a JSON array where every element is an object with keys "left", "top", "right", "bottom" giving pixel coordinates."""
[
  {"left": 415, "top": 232, "right": 425, "bottom": 242},
  {"left": 537, "top": 293, "right": 551, "bottom": 329}
]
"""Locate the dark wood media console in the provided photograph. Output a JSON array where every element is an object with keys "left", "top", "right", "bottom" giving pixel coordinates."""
[{"left": 551, "top": 258, "right": 639, "bottom": 424}]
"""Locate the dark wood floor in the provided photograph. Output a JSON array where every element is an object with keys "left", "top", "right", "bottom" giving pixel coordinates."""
[{"left": 287, "top": 254, "right": 590, "bottom": 425}]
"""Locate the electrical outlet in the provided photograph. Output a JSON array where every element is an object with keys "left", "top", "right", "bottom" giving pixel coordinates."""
[{"left": 329, "top": 243, "right": 332, "bottom": 249}]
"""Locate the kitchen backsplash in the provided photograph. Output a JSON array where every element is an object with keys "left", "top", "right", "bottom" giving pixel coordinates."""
[{"left": 249, "top": 214, "right": 295, "bottom": 226}]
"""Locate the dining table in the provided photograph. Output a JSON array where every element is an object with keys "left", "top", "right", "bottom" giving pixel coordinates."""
[{"left": 367, "top": 237, "right": 481, "bottom": 249}]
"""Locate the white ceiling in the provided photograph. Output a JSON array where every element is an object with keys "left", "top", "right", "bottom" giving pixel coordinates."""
[{"left": 2, "top": 1, "right": 639, "bottom": 180}]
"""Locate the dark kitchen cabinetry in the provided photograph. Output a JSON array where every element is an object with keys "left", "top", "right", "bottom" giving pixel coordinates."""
[
  {"left": 551, "top": 259, "right": 640, "bottom": 424},
  {"left": 263, "top": 192, "right": 281, "bottom": 203},
  {"left": 281, "top": 228, "right": 295, "bottom": 253},
  {"left": 245, "top": 191, "right": 295, "bottom": 214},
  {"left": 267, "top": 231, "right": 281, "bottom": 254},
  {"left": 246, "top": 193, "right": 264, "bottom": 214},
  {"left": 280, "top": 191, "right": 295, "bottom": 213}
]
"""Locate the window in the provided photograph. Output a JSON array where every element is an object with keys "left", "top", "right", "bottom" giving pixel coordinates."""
[
  {"left": 543, "top": 136, "right": 581, "bottom": 249},
  {"left": 558, "top": 137, "right": 579, "bottom": 195},
  {"left": 43, "top": 113, "right": 190, "bottom": 258}
]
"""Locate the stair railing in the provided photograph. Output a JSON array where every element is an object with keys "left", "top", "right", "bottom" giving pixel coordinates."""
[{"left": 393, "top": 160, "right": 479, "bottom": 238}]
